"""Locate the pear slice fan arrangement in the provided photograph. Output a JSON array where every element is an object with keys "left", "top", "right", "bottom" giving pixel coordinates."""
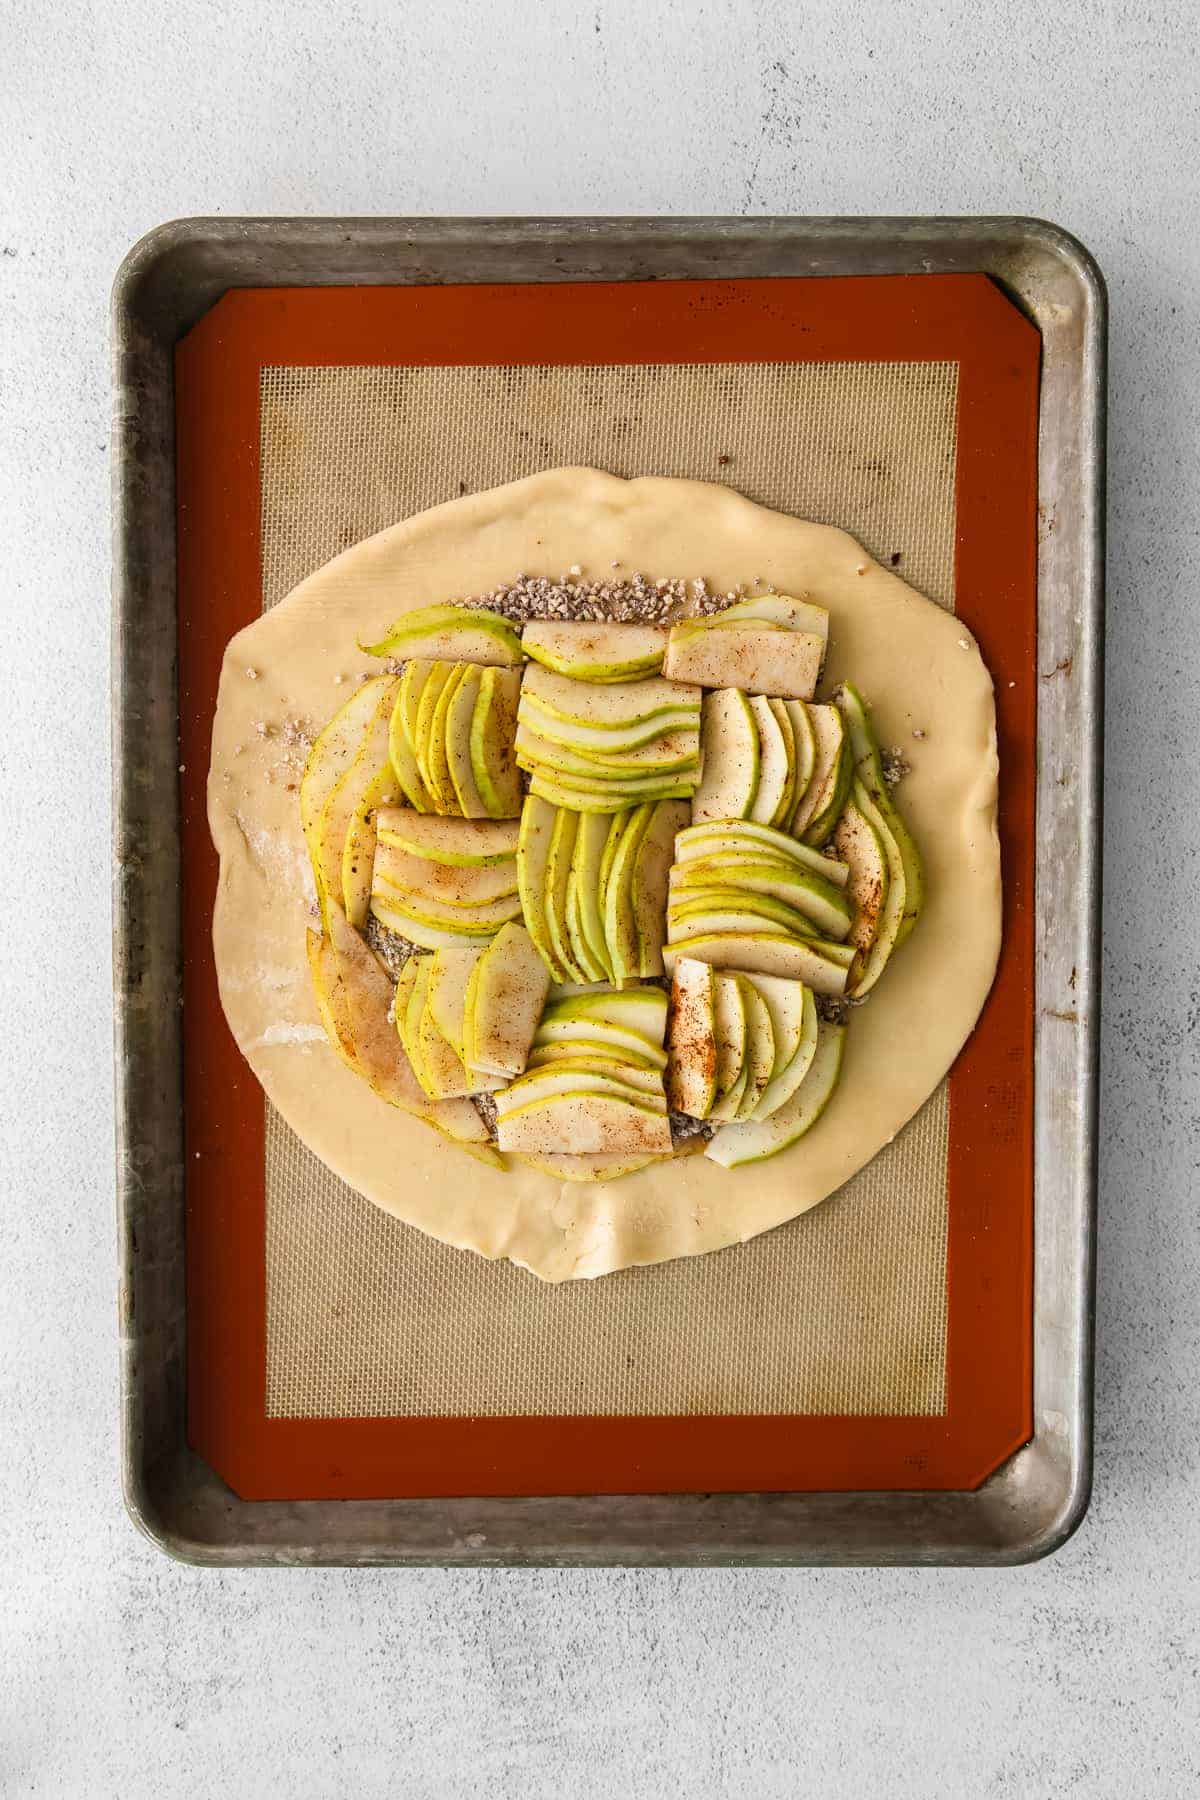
[{"left": 301, "top": 595, "right": 923, "bottom": 1180}]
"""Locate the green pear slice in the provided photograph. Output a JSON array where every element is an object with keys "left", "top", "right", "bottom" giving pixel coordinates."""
[
  {"left": 526, "top": 756, "right": 699, "bottom": 796},
  {"left": 751, "top": 986, "right": 819, "bottom": 1119},
  {"left": 603, "top": 803, "right": 654, "bottom": 985},
  {"left": 520, "top": 664, "right": 700, "bottom": 728},
  {"left": 374, "top": 837, "right": 520, "bottom": 905},
  {"left": 791, "top": 702, "right": 845, "bottom": 839},
  {"left": 669, "top": 856, "right": 853, "bottom": 938},
  {"left": 706, "top": 1019, "right": 845, "bottom": 1168},
  {"left": 665, "top": 957, "right": 718, "bottom": 1117},
  {"left": 374, "top": 886, "right": 523, "bottom": 932},
  {"left": 833, "top": 791, "right": 891, "bottom": 973},
  {"left": 388, "top": 688, "right": 435, "bottom": 813},
  {"left": 662, "top": 933, "right": 852, "bottom": 994},
  {"left": 376, "top": 809, "right": 518, "bottom": 867},
  {"left": 413, "top": 660, "right": 456, "bottom": 795},
  {"left": 427, "top": 946, "right": 485, "bottom": 1065},
  {"left": 444, "top": 664, "right": 486, "bottom": 816},
  {"left": 417, "top": 980, "right": 475, "bottom": 1099},
  {"left": 528, "top": 777, "right": 693, "bottom": 814},
  {"left": 675, "top": 819, "right": 849, "bottom": 888},
  {"left": 733, "top": 978, "right": 775, "bottom": 1119},
  {"left": 767, "top": 698, "right": 799, "bottom": 828},
  {"left": 469, "top": 666, "right": 522, "bottom": 818},
  {"left": 570, "top": 812, "right": 614, "bottom": 982},
  {"left": 314, "top": 677, "right": 399, "bottom": 923},
  {"left": 426, "top": 662, "right": 468, "bottom": 811},
  {"left": 703, "top": 592, "right": 830, "bottom": 639},
  {"left": 747, "top": 696, "right": 791, "bottom": 826},
  {"left": 341, "top": 755, "right": 406, "bottom": 929},
  {"left": 322, "top": 914, "right": 484, "bottom": 1146},
  {"left": 300, "top": 675, "right": 395, "bottom": 871},
  {"left": 668, "top": 892, "right": 823, "bottom": 941},
  {"left": 306, "top": 928, "right": 359, "bottom": 1073},
  {"left": 709, "top": 970, "right": 747, "bottom": 1113},
  {"left": 516, "top": 723, "right": 700, "bottom": 778},
  {"left": 496, "top": 1091, "right": 673, "bottom": 1155},
  {"left": 469, "top": 921, "right": 552, "bottom": 1077},
  {"left": 517, "top": 795, "right": 562, "bottom": 978},
  {"left": 527, "top": 1036, "right": 661, "bottom": 1073},
  {"left": 632, "top": 798, "right": 691, "bottom": 978},
  {"left": 360, "top": 603, "right": 524, "bottom": 666},
  {"left": 691, "top": 689, "right": 760, "bottom": 824},
  {"left": 782, "top": 700, "right": 816, "bottom": 820},
  {"left": 520, "top": 691, "right": 701, "bottom": 754},
  {"left": 664, "top": 624, "right": 824, "bottom": 698},
  {"left": 843, "top": 779, "right": 908, "bottom": 997},
  {"left": 742, "top": 972, "right": 808, "bottom": 1079},
  {"left": 496, "top": 1062, "right": 666, "bottom": 1109},
  {"left": 545, "top": 807, "right": 585, "bottom": 982},
  {"left": 397, "top": 660, "right": 433, "bottom": 758},
  {"left": 837, "top": 682, "right": 924, "bottom": 944},
  {"left": 521, "top": 621, "right": 667, "bottom": 682},
  {"left": 541, "top": 986, "right": 668, "bottom": 1038},
  {"left": 535, "top": 1021, "right": 667, "bottom": 1069}
]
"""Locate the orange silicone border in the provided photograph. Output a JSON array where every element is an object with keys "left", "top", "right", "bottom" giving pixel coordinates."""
[{"left": 177, "top": 274, "right": 1038, "bottom": 1500}]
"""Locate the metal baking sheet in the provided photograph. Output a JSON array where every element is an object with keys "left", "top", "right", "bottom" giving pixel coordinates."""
[{"left": 111, "top": 216, "right": 1104, "bottom": 1566}]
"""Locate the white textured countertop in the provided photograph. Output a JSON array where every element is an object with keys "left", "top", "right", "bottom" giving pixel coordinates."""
[{"left": 4, "top": 1, "right": 1198, "bottom": 1793}]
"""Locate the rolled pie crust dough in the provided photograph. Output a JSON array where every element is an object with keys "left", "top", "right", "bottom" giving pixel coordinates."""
[{"left": 208, "top": 468, "right": 1001, "bottom": 1282}]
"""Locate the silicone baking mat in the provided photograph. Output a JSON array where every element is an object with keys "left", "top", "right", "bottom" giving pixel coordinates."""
[{"left": 177, "top": 276, "right": 1037, "bottom": 1499}]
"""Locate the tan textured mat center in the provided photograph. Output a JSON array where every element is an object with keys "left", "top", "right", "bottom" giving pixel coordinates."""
[{"left": 260, "top": 358, "right": 957, "bottom": 1420}]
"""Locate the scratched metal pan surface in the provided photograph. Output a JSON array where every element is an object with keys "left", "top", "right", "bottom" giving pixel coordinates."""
[{"left": 111, "top": 217, "right": 1104, "bottom": 1567}]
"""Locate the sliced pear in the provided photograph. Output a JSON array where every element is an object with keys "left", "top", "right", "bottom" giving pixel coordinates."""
[
  {"left": 376, "top": 809, "right": 518, "bottom": 867},
  {"left": 603, "top": 803, "right": 653, "bottom": 985},
  {"left": 521, "top": 620, "right": 668, "bottom": 682},
  {"left": 668, "top": 892, "right": 822, "bottom": 941},
  {"left": 400, "top": 953, "right": 437, "bottom": 1096},
  {"left": 837, "top": 682, "right": 924, "bottom": 944},
  {"left": 341, "top": 755, "right": 405, "bottom": 929},
  {"left": 665, "top": 957, "right": 718, "bottom": 1117},
  {"left": 300, "top": 675, "right": 394, "bottom": 869},
  {"left": 662, "top": 932, "right": 852, "bottom": 993},
  {"left": 427, "top": 946, "right": 485, "bottom": 1065},
  {"left": 360, "top": 603, "right": 524, "bottom": 666},
  {"left": 742, "top": 972, "right": 808, "bottom": 1079},
  {"left": 632, "top": 798, "right": 691, "bottom": 978},
  {"left": 306, "top": 928, "right": 358, "bottom": 1072},
  {"left": 734, "top": 978, "right": 775, "bottom": 1119},
  {"left": 528, "top": 1036, "right": 661, "bottom": 1073},
  {"left": 535, "top": 1021, "right": 667, "bottom": 1068},
  {"left": 767, "top": 698, "right": 799, "bottom": 828},
  {"left": 669, "top": 856, "right": 853, "bottom": 939},
  {"left": 833, "top": 790, "right": 890, "bottom": 976},
  {"left": 314, "top": 677, "right": 399, "bottom": 924},
  {"left": 751, "top": 986, "right": 819, "bottom": 1119},
  {"left": 710, "top": 970, "right": 747, "bottom": 1112},
  {"left": 517, "top": 794, "right": 562, "bottom": 978},
  {"left": 496, "top": 1062, "right": 666, "bottom": 1109},
  {"left": 374, "top": 837, "right": 520, "bottom": 905},
  {"left": 790, "top": 702, "right": 843, "bottom": 838},
  {"left": 528, "top": 777, "right": 693, "bottom": 814},
  {"left": 675, "top": 819, "right": 850, "bottom": 888},
  {"left": 746, "top": 695, "right": 791, "bottom": 826},
  {"left": 691, "top": 689, "right": 760, "bottom": 824},
  {"left": 664, "top": 624, "right": 824, "bottom": 698},
  {"left": 496, "top": 1091, "right": 673, "bottom": 1155},
  {"left": 544, "top": 807, "right": 585, "bottom": 983},
  {"left": 566, "top": 869, "right": 607, "bottom": 983},
  {"left": 424, "top": 661, "right": 467, "bottom": 811},
  {"left": 413, "top": 660, "right": 455, "bottom": 795},
  {"left": 520, "top": 664, "right": 700, "bottom": 728},
  {"left": 516, "top": 723, "right": 700, "bottom": 779},
  {"left": 417, "top": 986, "right": 474, "bottom": 1099},
  {"left": 468, "top": 921, "right": 552, "bottom": 1077},
  {"left": 571, "top": 812, "right": 614, "bottom": 982},
  {"left": 520, "top": 692, "right": 701, "bottom": 755},
  {"left": 705, "top": 592, "right": 830, "bottom": 639},
  {"left": 540, "top": 986, "right": 668, "bottom": 1039},
  {"left": 782, "top": 700, "right": 816, "bottom": 820},
  {"left": 706, "top": 1019, "right": 845, "bottom": 1168},
  {"left": 397, "top": 660, "right": 433, "bottom": 758},
  {"left": 469, "top": 665, "right": 522, "bottom": 818},
  {"left": 844, "top": 779, "right": 908, "bottom": 997},
  {"left": 323, "top": 907, "right": 489, "bottom": 1144},
  {"left": 388, "top": 688, "right": 435, "bottom": 813},
  {"left": 444, "top": 664, "right": 487, "bottom": 816},
  {"left": 373, "top": 887, "right": 522, "bottom": 933}
]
